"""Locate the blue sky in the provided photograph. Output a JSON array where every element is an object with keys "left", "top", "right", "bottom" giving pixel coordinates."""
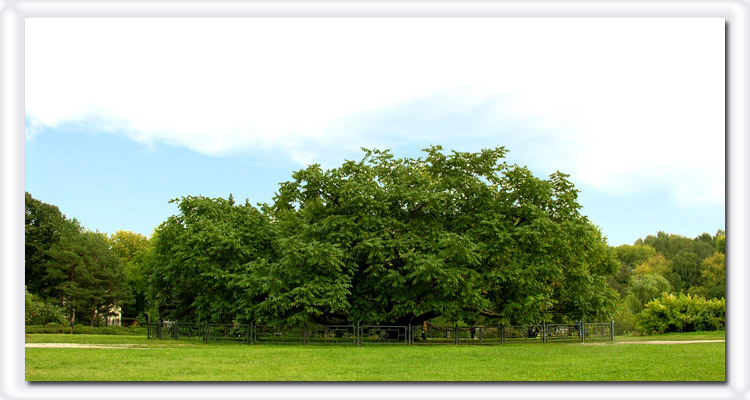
[{"left": 24, "top": 18, "right": 725, "bottom": 246}]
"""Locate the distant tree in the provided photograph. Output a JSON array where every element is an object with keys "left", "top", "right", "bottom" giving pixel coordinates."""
[
  {"left": 689, "top": 253, "right": 725, "bottom": 299},
  {"left": 633, "top": 254, "right": 672, "bottom": 277},
  {"left": 714, "top": 234, "right": 725, "bottom": 254},
  {"left": 671, "top": 251, "right": 702, "bottom": 292},
  {"left": 694, "top": 232, "right": 715, "bottom": 249},
  {"left": 110, "top": 231, "right": 151, "bottom": 320},
  {"left": 614, "top": 244, "right": 657, "bottom": 268},
  {"left": 639, "top": 231, "right": 713, "bottom": 261},
  {"left": 623, "top": 273, "right": 672, "bottom": 314},
  {"left": 609, "top": 244, "right": 657, "bottom": 296},
  {"left": 45, "top": 222, "right": 130, "bottom": 328},
  {"left": 24, "top": 192, "right": 66, "bottom": 294}
]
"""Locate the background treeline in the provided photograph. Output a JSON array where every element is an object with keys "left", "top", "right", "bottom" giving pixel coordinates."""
[
  {"left": 24, "top": 146, "right": 725, "bottom": 335},
  {"left": 609, "top": 230, "right": 725, "bottom": 334},
  {"left": 25, "top": 192, "right": 150, "bottom": 331}
]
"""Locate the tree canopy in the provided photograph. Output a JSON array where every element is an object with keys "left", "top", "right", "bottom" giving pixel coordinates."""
[{"left": 148, "top": 146, "right": 618, "bottom": 326}]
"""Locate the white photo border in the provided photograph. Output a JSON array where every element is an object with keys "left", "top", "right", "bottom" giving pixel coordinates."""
[{"left": 2, "top": 1, "right": 747, "bottom": 399}]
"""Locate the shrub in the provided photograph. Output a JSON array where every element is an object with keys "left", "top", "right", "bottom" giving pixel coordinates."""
[
  {"left": 43, "top": 322, "right": 66, "bottom": 333},
  {"left": 26, "top": 323, "right": 149, "bottom": 335},
  {"left": 25, "top": 298, "right": 67, "bottom": 326},
  {"left": 73, "top": 324, "right": 95, "bottom": 334},
  {"left": 127, "top": 326, "right": 147, "bottom": 335},
  {"left": 636, "top": 292, "right": 725, "bottom": 334},
  {"left": 26, "top": 323, "right": 65, "bottom": 334},
  {"left": 25, "top": 325, "right": 44, "bottom": 334}
]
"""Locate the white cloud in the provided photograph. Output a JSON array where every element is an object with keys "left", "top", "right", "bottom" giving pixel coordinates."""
[{"left": 25, "top": 18, "right": 724, "bottom": 206}]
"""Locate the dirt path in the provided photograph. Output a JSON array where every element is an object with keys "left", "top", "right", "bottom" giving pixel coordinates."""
[{"left": 24, "top": 343, "right": 184, "bottom": 349}]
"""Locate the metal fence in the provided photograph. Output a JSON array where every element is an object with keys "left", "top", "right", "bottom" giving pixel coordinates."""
[
  {"left": 147, "top": 321, "right": 251, "bottom": 343},
  {"left": 360, "top": 325, "right": 409, "bottom": 345},
  {"left": 147, "top": 321, "right": 614, "bottom": 346}
]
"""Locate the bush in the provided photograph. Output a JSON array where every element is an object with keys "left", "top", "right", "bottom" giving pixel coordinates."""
[
  {"left": 127, "top": 326, "right": 147, "bottom": 335},
  {"left": 26, "top": 323, "right": 149, "bottom": 335},
  {"left": 636, "top": 292, "right": 725, "bottom": 334},
  {"left": 26, "top": 323, "right": 67, "bottom": 334},
  {"left": 72, "top": 324, "right": 95, "bottom": 334},
  {"left": 25, "top": 298, "right": 67, "bottom": 326}
]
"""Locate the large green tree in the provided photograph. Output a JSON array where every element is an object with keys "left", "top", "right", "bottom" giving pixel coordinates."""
[
  {"left": 151, "top": 146, "right": 618, "bottom": 326},
  {"left": 147, "top": 195, "right": 273, "bottom": 323}
]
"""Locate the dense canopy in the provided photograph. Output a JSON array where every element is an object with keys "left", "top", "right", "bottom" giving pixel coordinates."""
[{"left": 147, "top": 146, "right": 619, "bottom": 326}]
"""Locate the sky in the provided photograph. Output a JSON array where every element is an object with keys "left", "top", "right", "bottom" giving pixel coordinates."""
[{"left": 24, "top": 18, "right": 725, "bottom": 246}]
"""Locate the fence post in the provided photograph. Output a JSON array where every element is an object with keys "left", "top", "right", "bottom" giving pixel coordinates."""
[
  {"left": 479, "top": 327, "right": 483, "bottom": 345},
  {"left": 356, "top": 322, "right": 360, "bottom": 347},
  {"left": 610, "top": 320, "right": 615, "bottom": 342},
  {"left": 158, "top": 320, "right": 162, "bottom": 340},
  {"left": 542, "top": 323, "right": 546, "bottom": 344},
  {"left": 174, "top": 321, "right": 179, "bottom": 340},
  {"left": 408, "top": 324, "right": 411, "bottom": 345},
  {"left": 500, "top": 324, "right": 504, "bottom": 345},
  {"left": 247, "top": 321, "right": 255, "bottom": 344},
  {"left": 454, "top": 325, "right": 458, "bottom": 345},
  {"left": 581, "top": 321, "right": 585, "bottom": 344}
]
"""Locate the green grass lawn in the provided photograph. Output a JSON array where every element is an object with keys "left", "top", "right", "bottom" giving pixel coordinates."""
[
  {"left": 25, "top": 332, "right": 725, "bottom": 381},
  {"left": 615, "top": 331, "right": 725, "bottom": 342}
]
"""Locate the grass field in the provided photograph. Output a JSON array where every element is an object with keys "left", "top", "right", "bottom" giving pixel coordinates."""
[{"left": 25, "top": 332, "right": 725, "bottom": 381}]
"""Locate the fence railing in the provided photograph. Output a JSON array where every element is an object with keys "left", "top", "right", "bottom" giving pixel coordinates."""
[{"left": 147, "top": 321, "right": 614, "bottom": 346}]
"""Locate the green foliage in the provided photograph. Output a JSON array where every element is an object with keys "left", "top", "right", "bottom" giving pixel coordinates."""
[
  {"left": 633, "top": 253, "right": 672, "bottom": 277},
  {"left": 72, "top": 324, "right": 95, "bottom": 334},
  {"left": 25, "top": 192, "right": 67, "bottom": 294},
  {"left": 25, "top": 287, "right": 67, "bottom": 325},
  {"left": 26, "top": 325, "right": 149, "bottom": 335},
  {"left": 608, "top": 244, "right": 657, "bottom": 296},
  {"left": 636, "top": 293, "right": 724, "bottom": 334},
  {"left": 614, "top": 244, "right": 657, "bottom": 268},
  {"left": 45, "top": 222, "right": 131, "bottom": 326},
  {"left": 149, "top": 146, "right": 618, "bottom": 326},
  {"left": 714, "top": 234, "right": 725, "bottom": 254},
  {"left": 639, "top": 231, "right": 714, "bottom": 261},
  {"left": 612, "top": 230, "right": 725, "bottom": 335},
  {"left": 147, "top": 195, "right": 273, "bottom": 323},
  {"left": 624, "top": 273, "right": 672, "bottom": 313},
  {"left": 612, "top": 301, "right": 638, "bottom": 335},
  {"left": 688, "top": 253, "right": 725, "bottom": 299},
  {"left": 670, "top": 251, "right": 702, "bottom": 292},
  {"left": 110, "top": 231, "right": 151, "bottom": 319},
  {"left": 24, "top": 323, "right": 68, "bottom": 334}
]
